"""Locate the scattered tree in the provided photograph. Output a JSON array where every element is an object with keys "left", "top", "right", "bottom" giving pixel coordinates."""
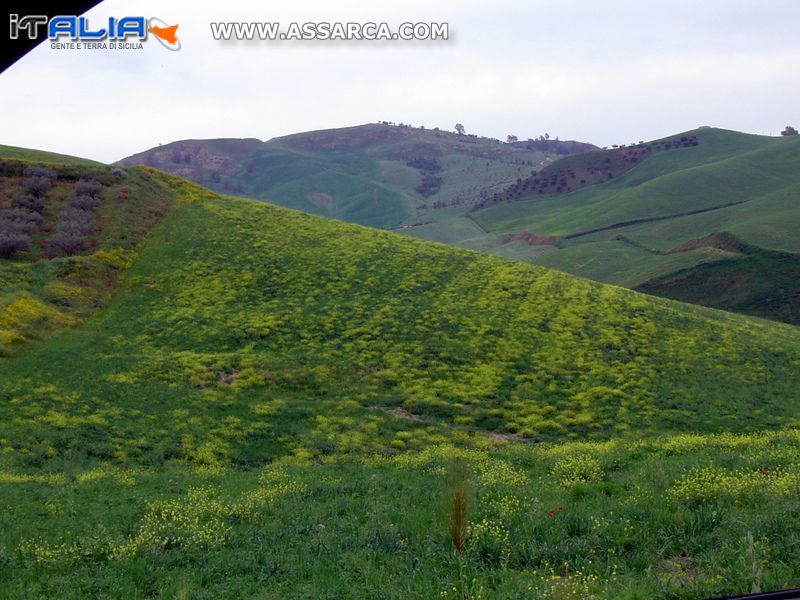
[
  {"left": 12, "top": 194, "right": 45, "bottom": 212},
  {"left": 0, "top": 208, "right": 43, "bottom": 235},
  {"left": 21, "top": 166, "right": 57, "bottom": 199},
  {"left": 781, "top": 125, "right": 798, "bottom": 137},
  {"left": 0, "top": 232, "right": 31, "bottom": 258},
  {"left": 506, "top": 134, "right": 518, "bottom": 143},
  {"left": 74, "top": 179, "right": 103, "bottom": 198},
  {"left": 454, "top": 123, "right": 465, "bottom": 135},
  {"left": 69, "top": 194, "right": 100, "bottom": 211},
  {"left": 46, "top": 230, "right": 89, "bottom": 256}
]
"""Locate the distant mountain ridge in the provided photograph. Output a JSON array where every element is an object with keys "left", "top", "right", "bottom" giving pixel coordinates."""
[{"left": 116, "top": 123, "right": 596, "bottom": 228}]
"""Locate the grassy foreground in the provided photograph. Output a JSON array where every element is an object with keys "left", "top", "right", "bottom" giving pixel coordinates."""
[
  {"left": 1, "top": 169, "right": 800, "bottom": 597},
  {"left": 5, "top": 431, "right": 800, "bottom": 598}
]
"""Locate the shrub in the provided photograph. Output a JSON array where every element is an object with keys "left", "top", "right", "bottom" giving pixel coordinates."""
[
  {"left": 22, "top": 166, "right": 57, "bottom": 179},
  {"left": 407, "top": 157, "right": 442, "bottom": 172},
  {"left": 54, "top": 218, "right": 92, "bottom": 236},
  {"left": 0, "top": 232, "right": 31, "bottom": 258},
  {"left": 416, "top": 173, "right": 443, "bottom": 197},
  {"left": 58, "top": 208, "right": 94, "bottom": 223},
  {"left": 46, "top": 231, "right": 89, "bottom": 256},
  {"left": 68, "top": 194, "right": 100, "bottom": 211},
  {"left": 21, "top": 166, "right": 56, "bottom": 197},
  {"left": 11, "top": 194, "right": 45, "bottom": 212},
  {"left": 74, "top": 179, "right": 103, "bottom": 199},
  {"left": 0, "top": 209, "right": 43, "bottom": 235}
]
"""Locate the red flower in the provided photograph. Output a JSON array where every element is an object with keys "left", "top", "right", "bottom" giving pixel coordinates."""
[
  {"left": 759, "top": 468, "right": 770, "bottom": 475},
  {"left": 558, "top": 506, "right": 565, "bottom": 511},
  {"left": 547, "top": 510, "right": 555, "bottom": 518}
]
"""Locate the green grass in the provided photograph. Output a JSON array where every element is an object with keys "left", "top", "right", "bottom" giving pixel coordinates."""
[
  {"left": 117, "top": 127, "right": 800, "bottom": 324},
  {"left": 0, "top": 144, "right": 105, "bottom": 166},
  {"left": 637, "top": 248, "right": 800, "bottom": 325},
  {"left": 2, "top": 162, "right": 800, "bottom": 597},
  {"left": 449, "top": 128, "right": 800, "bottom": 324},
  {"left": 471, "top": 129, "right": 790, "bottom": 238},
  {"left": 116, "top": 123, "right": 584, "bottom": 229},
  {"left": 535, "top": 240, "right": 731, "bottom": 288},
  {"left": 6, "top": 431, "right": 800, "bottom": 598}
]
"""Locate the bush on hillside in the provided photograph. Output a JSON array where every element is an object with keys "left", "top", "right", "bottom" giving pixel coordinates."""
[
  {"left": 21, "top": 166, "right": 57, "bottom": 197},
  {"left": 0, "top": 208, "right": 43, "bottom": 235},
  {"left": 74, "top": 179, "right": 103, "bottom": 199},
  {"left": 46, "top": 230, "right": 89, "bottom": 256},
  {"left": 0, "top": 232, "right": 31, "bottom": 258},
  {"left": 12, "top": 193, "right": 45, "bottom": 212},
  {"left": 69, "top": 194, "right": 100, "bottom": 211}
]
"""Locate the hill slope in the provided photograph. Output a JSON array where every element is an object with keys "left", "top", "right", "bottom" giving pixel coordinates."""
[
  {"left": 424, "top": 128, "right": 800, "bottom": 324},
  {"left": 0, "top": 144, "right": 105, "bottom": 166},
  {"left": 116, "top": 123, "right": 595, "bottom": 228},
  {"left": 0, "top": 157, "right": 172, "bottom": 354},
  {"left": 2, "top": 156, "right": 800, "bottom": 597}
]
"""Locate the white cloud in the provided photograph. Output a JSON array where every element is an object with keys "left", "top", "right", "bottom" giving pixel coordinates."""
[{"left": 1, "top": 0, "right": 799, "bottom": 162}]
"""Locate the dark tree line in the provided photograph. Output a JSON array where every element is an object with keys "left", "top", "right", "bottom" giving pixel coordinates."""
[
  {"left": 407, "top": 157, "right": 444, "bottom": 198},
  {"left": 471, "top": 135, "right": 700, "bottom": 211}
]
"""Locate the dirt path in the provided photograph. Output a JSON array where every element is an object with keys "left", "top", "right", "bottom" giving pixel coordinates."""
[{"left": 367, "top": 405, "right": 526, "bottom": 443}]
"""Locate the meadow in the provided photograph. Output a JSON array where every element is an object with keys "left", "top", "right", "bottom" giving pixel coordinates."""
[{"left": 1, "top": 159, "right": 800, "bottom": 597}]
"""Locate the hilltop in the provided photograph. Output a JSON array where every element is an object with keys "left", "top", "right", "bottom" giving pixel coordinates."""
[
  {"left": 2, "top": 147, "right": 800, "bottom": 597},
  {"left": 116, "top": 123, "right": 596, "bottom": 228},
  {"left": 0, "top": 144, "right": 104, "bottom": 167}
]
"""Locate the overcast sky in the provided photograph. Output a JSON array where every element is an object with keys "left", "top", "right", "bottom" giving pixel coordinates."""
[{"left": 1, "top": 0, "right": 799, "bottom": 163}]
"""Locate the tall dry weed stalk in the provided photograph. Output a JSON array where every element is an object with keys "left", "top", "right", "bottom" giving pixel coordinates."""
[{"left": 447, "top": 459, "right": 469, "bottom": 554}]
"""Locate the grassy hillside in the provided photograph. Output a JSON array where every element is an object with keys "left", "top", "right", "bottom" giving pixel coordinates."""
[
  {"left": 0, "top": 144, "right": 105, "bottom": 166},
  {"left": 1, "top": 160, "right": 800, "bottom": 597},
  {"left": 116, "top": 123, "right": 595, "bottom": 229},
  {"left": 435, "top": 128, "right": 800, "bottom": 324},
  {"left": 472, "top": 129, "right": 790, "bottom": 237},
  {"left": 636, "top": 244, "right": 800, "bottom": 324},
  {"left": 115, "top": 127, "right": 800, "bottom": 324},
  {"left": 0, "top": 159, "right": 172, "bottom": 354}
]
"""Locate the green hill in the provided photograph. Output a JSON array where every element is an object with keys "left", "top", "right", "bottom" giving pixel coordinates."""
[
  {"left": 116, "top": 127, "right": 800, "bottom": 324},
  {"left": 0, "top": 144, "right": 105, "bottom": 166},
  {"left": 420, "top": 128, "right": 800, "bottom": 324},
  {"left": 115, "top": 123, "right": 595, "bottom": 228},
  {"left": 2, "top": 152, "right": 800, "bottom": 597}
]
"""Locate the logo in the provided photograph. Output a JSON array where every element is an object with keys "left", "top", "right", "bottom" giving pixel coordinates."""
[
  {"left": 9, "top": 14, "right": 180, "bottom": 51},
  {"left": 148, "top": 18, "right": 180, "bottom": 51}
]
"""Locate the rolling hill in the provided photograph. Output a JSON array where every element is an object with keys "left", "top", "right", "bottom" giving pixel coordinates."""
[
  {"left": 115, "top": 123, "right": 596, "bottom": 229},
  {"left": 405, "top": 127, "right": 800, "bottom": 325},
  {"left": 0, "top": 144, "right": 105, "bottom": 166},
  {"left": 120, "top": 124, "right": 800, "bottom": 325},
  {"left": 2, "top": 147, "right": 800, "bottom": 597}
]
